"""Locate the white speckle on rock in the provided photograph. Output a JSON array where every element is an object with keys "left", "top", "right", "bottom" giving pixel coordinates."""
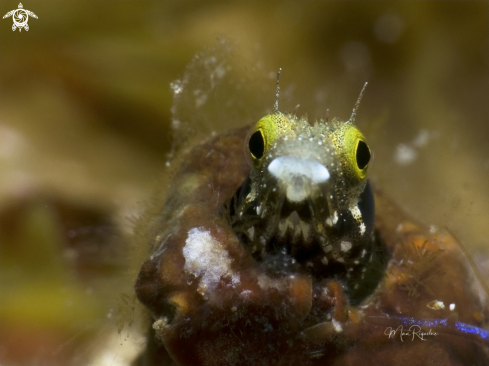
[
  {"left": 257, "top": 274, "right": 285, "bottom": 291},
  {"left": 153, "top": 318, "right": 168, "bottom": 331},
  {"left": 427, "top": 300, "right": 445, "bottom": 310},
  {"left": 332, "top": 318, "right": 343, "bottom": 333},
  {"left": 183, "top": 228, "right": 240, "bottom": 292},
  {"left": 240, "top": 290, "right": 252, "bottom": 298}
]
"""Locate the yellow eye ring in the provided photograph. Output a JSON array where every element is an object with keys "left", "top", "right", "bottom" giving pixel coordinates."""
[
  {"left": 244, "top": 113, "right": 289, "bottom": 167},
  {"left": 332, "top": 125, "right": 371, "bottom": 185}
]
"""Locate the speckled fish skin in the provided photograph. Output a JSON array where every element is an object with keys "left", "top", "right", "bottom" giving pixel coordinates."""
[
  {"left": 134, "top": 126, "right": 489, "bottom": 365},
  {"left": 227, "top": 110, "right": 384, "bottom": 306}
]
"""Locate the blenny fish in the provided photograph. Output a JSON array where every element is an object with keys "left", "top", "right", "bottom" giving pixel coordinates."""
[{"left": 133, "top": 44, "right": 489, "bottom": 366}]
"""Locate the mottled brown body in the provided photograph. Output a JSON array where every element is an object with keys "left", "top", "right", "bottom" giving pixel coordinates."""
[{"left": 135, "top": 126, "right": 489, "bottom": 365}]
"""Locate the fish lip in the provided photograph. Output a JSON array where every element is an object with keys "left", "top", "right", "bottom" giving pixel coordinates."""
[{"left": 267, "top": 156, "right": 330, "bottom": 203}]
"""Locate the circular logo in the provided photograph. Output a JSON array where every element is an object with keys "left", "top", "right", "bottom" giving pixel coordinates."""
[{"left": 12, "top": 9, "right": 28, "bottom": 28}]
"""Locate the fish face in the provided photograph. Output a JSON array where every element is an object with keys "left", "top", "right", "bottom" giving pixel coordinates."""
[{"left": 227, "top": 108, "right": 383, "bottom": 304}]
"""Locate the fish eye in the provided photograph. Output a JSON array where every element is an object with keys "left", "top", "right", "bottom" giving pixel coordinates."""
[
  {"left": 249, "top": 130, "right": 265, "bottom": 159},
  {"left": 336, "top": 125, "right": 370, "bottom": 184},
  {"left": 356, "top": 140, "right": 371, "bottom": 170}
]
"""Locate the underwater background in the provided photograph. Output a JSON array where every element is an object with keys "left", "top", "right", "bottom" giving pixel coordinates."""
[{"left": 0, "top": 1, "right": 488, "bottom": 365}]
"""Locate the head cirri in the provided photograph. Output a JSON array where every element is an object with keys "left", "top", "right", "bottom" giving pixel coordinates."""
[{"left": 227, "top": 75, "right": 384, "bottom": 304}]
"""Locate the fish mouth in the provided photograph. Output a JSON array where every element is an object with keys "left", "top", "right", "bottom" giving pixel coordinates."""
[
  {"left": 273, "top": 199, "right": 328, "bottom": 267},
  {"left": 266, "top": 156, "right": 332, "bottom": 256},
  {"left": 227, "top": 179, "right": 348, "bottom": 280},
  {"left": 266, "top": 156, "right": 335, "bottom": 257},
  {"left": 224, "top": 165, "right": 384, "bottom": 305},
  {"left": 226, "top": 155, "right": 338, "bottom": 263}
]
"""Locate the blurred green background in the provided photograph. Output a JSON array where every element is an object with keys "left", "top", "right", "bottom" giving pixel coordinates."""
[{"left": 0, "top": 1, "right": 488, "bottom": 365}]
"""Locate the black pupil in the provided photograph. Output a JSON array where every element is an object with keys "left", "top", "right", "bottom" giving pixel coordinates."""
[
  {"left": 356, "top": 140, "right": 370, "bottom": 169},
  {"left": 249, "top": 130, "right": 265, "bottom": 159}
]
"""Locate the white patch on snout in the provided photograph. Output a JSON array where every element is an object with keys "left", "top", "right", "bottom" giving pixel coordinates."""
[{"left": 268, "top": 156, "right": 330, "bottom": 202}]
